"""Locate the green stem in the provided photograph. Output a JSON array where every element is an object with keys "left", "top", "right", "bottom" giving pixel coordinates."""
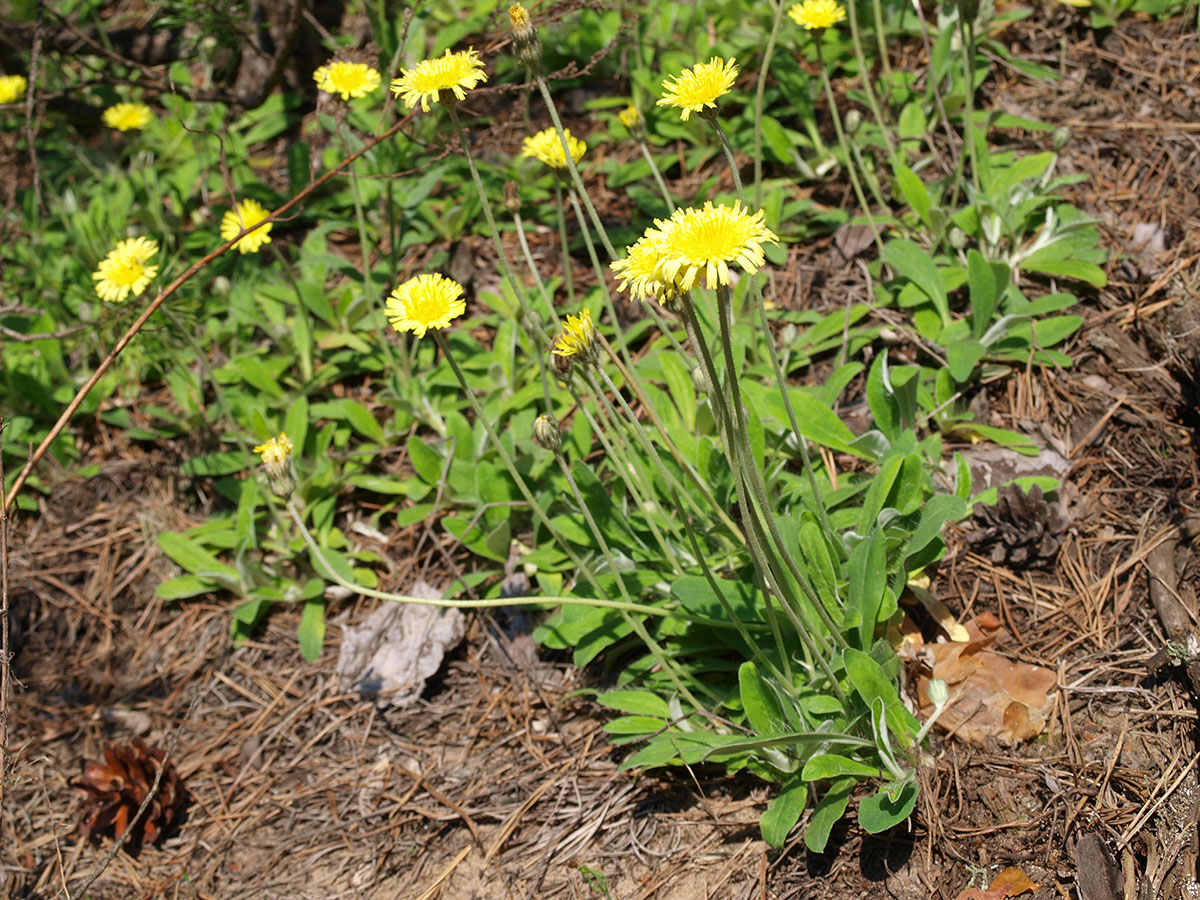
[
  {"left": 638, "top": 140, "right": 676, "bottom": 213},
  {"left": 554, "top": 181, "right": 576, "bottom": 306},
  {"left": 534, "top": 75, "right": 618, "bottom": 260},
  {"left": 753, "top": 0, "right": 788, "bottom": 210},
  {"left": 843, "top": 0, "right": 896, "bottom": 161}
]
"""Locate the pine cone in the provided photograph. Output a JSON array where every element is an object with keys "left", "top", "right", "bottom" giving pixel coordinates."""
[
  {"left": 967, "top": 484, "right": 1068, "bottom": 567},
  {"left": 72, "top": 739, "right": 186, "bottom": 852}
]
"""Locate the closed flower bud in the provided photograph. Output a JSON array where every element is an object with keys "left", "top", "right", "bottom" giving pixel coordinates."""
[
  {"left": 504, "top": 180, "right": 521, "bottom": 215},
  {"left": 532, "top": 414, "right": 562, "bottom": 451},
  {"left": 1052, "top": 125, "right": 1071, "bottom": 152},
  {"left": 843, "top": 109, "right": 862, "bottom": 136},
  {"left": 507, "top": 3, "right": 542, "bottom": 67},
  {"left": 927, "top": 678, "right": 949, "bottom": 708},
  {"left": 948, "top": 226, "right": 966, "bottom": 250}
]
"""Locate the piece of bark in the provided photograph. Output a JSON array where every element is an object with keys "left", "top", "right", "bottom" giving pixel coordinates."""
[{"left": 1076, "top": 834, "right": 1122, "bottom": 900}]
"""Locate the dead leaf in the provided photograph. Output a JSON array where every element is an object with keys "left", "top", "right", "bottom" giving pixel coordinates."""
[
  {"left": 952, "top": 866, "right": 1040, "bottom": 900},
  {"left": 918, "top": 616, "right": 1057, "bottom": 744}
]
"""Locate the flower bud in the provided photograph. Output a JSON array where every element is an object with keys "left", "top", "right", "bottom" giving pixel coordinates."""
[
  {"left": 618, "top": 104, "right": 645, "bottom": 140},
  {"left": 254, "top": 432, "right": 295, "bottom": 498},
  {"left": 1052, "top": 125, "right": 1071, "bottom": 152},
  {"left": 504, "top": 180, "right": 521, "bottom": 216},
  {"left": 843, "top": 109, "right": 862, "bottom": 136},
  {"left": 507, "top": 3, "right": 543, "bottom": 67},
  {"left": 948, "top": 226, "right": 966, "bottom": 250},
  {"left": 927, "top": 678, "right": 949, "bottom": 708},
  {"left": 532, "top": 414, "right": 562, "bottom": 452}
]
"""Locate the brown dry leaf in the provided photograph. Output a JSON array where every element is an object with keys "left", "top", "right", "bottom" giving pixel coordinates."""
[
  {"left": 918, "top": 616, "right": 1057, "bottom": 744},
  {"left": 951, "top": 866, "right": 1040, "bottom": 900}
]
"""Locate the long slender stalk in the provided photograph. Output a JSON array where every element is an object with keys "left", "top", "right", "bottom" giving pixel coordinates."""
[
  {"left": 843, "top": 0, "right": 896, "bottom": 161},
  {"left": 638, "top": 140, "right": 677, "bottom": 212},
  {"left": 553, "top": 181, "right": 577, "bottom": 305},
  {"left": 753, "top": 0, "right": 788, "bottom": 209}
]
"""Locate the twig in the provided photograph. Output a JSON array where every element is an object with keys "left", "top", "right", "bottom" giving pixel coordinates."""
[
  {"left": 25, "top": 0, "right": 44, "bottom": 216},
  {"left": 0, "top": 420, "right": 9, "bottom": 842},
  {"left": 3, "top": 112, "right": 414, "bottom": 512}
]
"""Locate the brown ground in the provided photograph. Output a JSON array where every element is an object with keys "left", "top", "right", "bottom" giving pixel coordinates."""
[{"left": 4, "top": 6, "right": 1200, "bottom": 900}]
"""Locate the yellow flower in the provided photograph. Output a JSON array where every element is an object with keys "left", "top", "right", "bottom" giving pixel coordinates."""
[
  {"left": 390, "top": 49, "right": 487, "bottom": 112},
  {"left": 508, "top": 3, "right": 532, "bottom": 38},
  {"left": 253, "top": 433, "right": 293, "bottom": 467},
  {"left": 1056, "top": 0, "right": 1092, "bottom": 6},
  {"left": 92, "top": 236, "right": 159, "bottom": 303},
  {"left": 611, "top": 234, "right": 681, "bottom": 306},
  {"left": 220, "top": 198, "right": 273, "bottom": 254},
  {"left": 0, "top": 74, "right": 27, "bottom": 104},
  {"left": 618, "top": 104, "right": 642, "bottom": 132},
  {"left": 656, "top": 57, "right": 738, "bottom": 122},
  {"left": 552, "top": 308, "right": 599, "bottom": 363},
  {"left": 648, "top": 201, "right": 778, "bottom": 292},
  {"left": 102, "top": 102, "right": 153, "bottom": 131},
  {"left": 386, "top": 273, "right": 466, "bottom": 338},
  {"left": 313, "top": 61, "right": 381, "bottom": 100},
  {"left": 787, "top": 0, "right": 846, "bottom": 30},
  {"left": 521, "top": 126, "right": 586, "bottom": 170}
]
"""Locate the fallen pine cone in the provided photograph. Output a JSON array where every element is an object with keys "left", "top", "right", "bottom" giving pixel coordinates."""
[
  {"left": 966, "top": 484, "right": 1068, "bottom": 568},
  {"left": 72, "top": 738, "right": 186, "bottom": 852}
]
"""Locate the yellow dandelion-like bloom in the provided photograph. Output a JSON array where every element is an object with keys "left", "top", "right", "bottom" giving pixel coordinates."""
[
  {"left": 220, "top": 198, "right": 274, "bottom": 254},
  {"left": 656, "top": 57, "right": 738, "bottom": 122},
  {"left": 0, "top": 74, "right": 27, "bottom": 104},
  {"left": 313, "top": 61, "right": 382, "bottom": 100},
  {"left": 92, "top": 236, "right": 159, "bottom": 303},
  {"left": 102, "top": 102, "right": 153, "bottom": 131},
  {"left": 521, "top": 126, "right": 586, "bottom": 170},
  {"left": 254, "top": 432, "right": 293, "bottom": 466},
  {"left": 618, "top": 104, "right": 642, "bottom": 132},
  {"left": 611, "top": 234, "right": 682, "bottom": 306},
  {"left": 552, "top": 307, "right": 599, "bottom": 363},
  {"left": 649, "top": 201, "right": 778, "bottom": 292},
  {"left": 390, "top": 48, "right": 487, "bottom": 112},
  {"left": 787, "top": 0, "right": 846, "bottom": 29},
  {"left": 386, "top": 273, "right": 466, "bottom": 338},
  {"left": 508, "top": 3, "right": 532, "bottom": 38}
]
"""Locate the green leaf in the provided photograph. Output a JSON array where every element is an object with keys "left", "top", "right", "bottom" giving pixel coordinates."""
[
  {"left": 843, "top": 648, "right": 919, "bottom": 743},
  {"left": 848, "top": 529, "right": 886, "bottom": 648},
  {"left": 761, "top": 776, "right": 808, "bottom": 848},
  {"left": 801, "top": 753, "right": 884, "bottom": 781},
  {"left": 181, "top": 450, "right": 251, "bottom": 476},
  {"left": 1022, "top": 258, "right": 1107, "bottom": 287},
  {"left": 298, "top": 599, "right": 326, "bottom": 662},
  {"left": 598, "top": 690, "right": 672, "bottom": 718},
  {"left": 966, "top": 250, "right": 1000, "bottom": 339},
  {"left": 603, "top": 715, "right": 667, "bottom": 735},
  {"left": 156, "top": 574, "right": 221, "bottom": 600},
  {"left": 946, "top": 340, "right": 987, "bottom": 383},
  {"left": 284, "top": 396, "right": 310, "bottom": 457},
  {"left": 407, "top": 435, "right": 445, "bottom": 486},
  {"left": 158, "top": 532, "right": 240, "bottom": 580},
  {"left": 882, "top": 239, "right": 949, "bottom": 326},
  {"left": 858, "top": 779, "right": 918, "bottom": 834},
  {"left": 905, "top": 495, "right": 968, "bottom": 569},
  {"left": 804, "top": 777, "right": 855, "bottom": 852},
  {"left": 671, "top": 575, "right": 761, "bottom": 623},
  {"left": 739, "top": 662, "right": 787, "bottom": 737},
  {"left": 894, "top": 163, "right": 931, "bottom": 227}
]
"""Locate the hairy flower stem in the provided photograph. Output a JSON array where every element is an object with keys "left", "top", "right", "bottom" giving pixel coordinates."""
[
  {"left": 534, "top": 75, "right": 618, "bottom": 261},
  {"left": 679, "top": 296, "right": 814, "bottom": 674},
  {"left": 844, "top": 0, "right": 896, "bottom": 162},
  {"left": 638, "top": 140, "right": 677, "bottom": 212},
  {"left": 552, "top": 451, "right": 712, "bottom": 709},
  {"left": 512, "top": 209, "right": 560, "bottom": 327},
  {"left": 709, "top": 116, "right": 745, "bottom": 200},
  {"left": 814, "top": 42, "right": 885, "bottom": 254},
  {"left": 565, "top": 189, "right": 636, "bottom": 372},
  {"left": 445, "top": 107, "right": 549, "bottom": 343},
  {"left": 752, "top": 0, "right": 788, "bottom": 209},
  {"left": 431, "top": 332, "right": 721, "bottom": 630},
  {"left": 714, "top": 284, "right": 848, "bottom": 657},
  {"left": 589, "top": 359, "right": 739, "bottom": 542},
  {"left": 553, "top": 182, "right": 576, "bottom": 305}
]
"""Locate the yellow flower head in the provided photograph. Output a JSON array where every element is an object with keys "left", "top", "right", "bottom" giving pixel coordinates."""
[
  {"left": 386, "top": 273, "right": 466, "bottom": 338},
  {"left": 521, "top": 126, "right": 586, "bottom": 170},
  {"left": 254, "top": 433, "right": 293, "bottom": 467},
  {"left": 508, "top": 3, "right": 532, "bottom": 38},
  {"left": 657, "top": 57, "right": 738, "bottom": 122},
  {"left": 611, "top": 234, "right": 681, "bottom": 306},
  {"left": 648, "top": 201, "right": 778, "bottom": 292},
  {"left": 0, "top": 74, "right": 27, "bottom": 105},
  {"left": 390, "top": 49, "right": 487, "bottom": 112},
  {"left": 552, "top": 308, "right": 599, "bottom": 364},
  {"left": 618, "top": 104, "right": 643, "bottom": 132},
  {"left": 220, "top": 198, "right": 273, "bottom": 254},
  {"left": 787, "top": 0, "right": 846, "bottom": 29},
  {"left": 102, "top": 102, "right": 153, "bottom": 131},
  {"left": 313, "top": 61, "right": 382, "bottom": 100},
  {"left": 92, "top": 236, "right": 159, "bottom": 303}
]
